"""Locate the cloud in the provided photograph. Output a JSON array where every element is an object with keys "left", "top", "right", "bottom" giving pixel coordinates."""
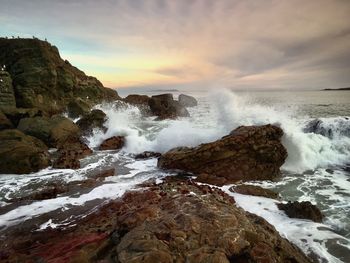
[{"left": 1, "top": 0, "right": 350, "bottom": 89}]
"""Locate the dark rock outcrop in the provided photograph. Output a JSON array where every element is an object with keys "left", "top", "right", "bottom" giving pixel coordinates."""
[
  {"left": 1, "top": 179, "right": 312, "bottom": 262},
  {"left": 17, "top": 116, "right": 80, "bottom": 147},
  {"left": 66, "top": 98, "right": 92, "bottom": 118},
  {"left": 0, "top": 129, "right": 50, "bottom": 174},
  {"left": 0, "top": 70, "right": 16, "bottom": 110},
  {"left": 53, "top": 137, "right": 93, "bottom": 169},
  {"left": 0, "top": 38, "right": 120, "bottom": 114},
  {"left": 158, "top": 124, "right": 287, "bottom": 185},
  {"left": 149, "top": 94, "right": 189, "bottom": 120},
  {"left": 0, "top": 110, "right": 13, "bottom": 130},
  {"left": 277, "top": 201, "right": 323, "bottom": 223},
  {"left": 230, "top": 184, "right": 279, "bottom": 199},
  {"left": 124, "top": 94, "right": 150, "bottom": 105},
  {"left": 1, "top": 107, "right": 44, "bottom": 127},
  {"left": 178, "top": 94, "right": 198, "bottom": 107},
  {"left": 99, "top": 136, "right": 125, "bottom": 151},
  {"left": 76, "top": 109, "right": 107, "bottom": 136}
]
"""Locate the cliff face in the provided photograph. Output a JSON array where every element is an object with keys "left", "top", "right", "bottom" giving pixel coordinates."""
[{"left": 0, "top": 38, "right": 120, "bottom": 113}]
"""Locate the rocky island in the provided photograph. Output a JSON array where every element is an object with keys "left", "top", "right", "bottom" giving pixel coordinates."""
[{"left": 0, "top": 38, "right": 320, "bottom": 262}]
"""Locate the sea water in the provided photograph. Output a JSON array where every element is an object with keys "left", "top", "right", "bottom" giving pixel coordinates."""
[{"left": 0, "top": 89, "right": 349, "bottom": 262}]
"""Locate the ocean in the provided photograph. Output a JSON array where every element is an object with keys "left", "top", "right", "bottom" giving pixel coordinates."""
[{"left": 0, "top": 89, "right": 349, "bottom": 262}]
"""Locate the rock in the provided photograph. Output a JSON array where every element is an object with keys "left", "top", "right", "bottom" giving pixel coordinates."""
[
  {"left": 178, "top": 94, "right": 198, "bottom": 107},
  {"left": 53, "top": 136, "right": 93, "bottom": 169},
  {"left": 303, "top": 118, "right": 350, "bottom": 139},
  {"left": 99, "top": 136, "right": 125, "bottom": 151},
  {"left": 1, "top": 179, "right": 312, "bottom": 262},
  {"left": 277, "top": 201, "right": 323, "bottom": 223},
  {"left": 158, "top": 124, "right": 287, "bottom": 185},
  {"left": 76, "top": 109, "right": 107, "bottom": 136},
  {"left": 230, "top": 185, "right": 279, "bottom": 199},
  {"left": 0, "top": 129, "right": 50, "bottom": 174},
  {"left": 0, "top": 70, "right": 16, "bottom": 110},
  {"left": 0, "top": 110, "right": 13, "bottom": 130},
  {"left": 16, "top": 184, "right": 68, "bottom": 201},
  {"left": 66, "top": 98, "right": 92, "bottom": 118},
  {"left": 134, "top": 151, "right": 161, "bottom": 159},
  {"left": 124, "top": 94, "right": 150, "bottom": 105},
  {"left": 148, "top": 94, "right": 189, "bottom": 120},
  {"left": 2, "top": 107, "right": 44, "bottom": 127},
  {"left": 0, "top": 38, "right": 120, "bottom": 114},
  {"left": 17, "top": 116, "right": 80, "bottom": 147}
]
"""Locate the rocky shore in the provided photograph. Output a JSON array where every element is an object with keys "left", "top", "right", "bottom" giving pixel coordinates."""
[{"left": 0, "top": 38, "right": 319, "bottom": 262}]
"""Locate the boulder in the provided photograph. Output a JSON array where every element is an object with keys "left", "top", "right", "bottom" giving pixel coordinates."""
[
  {"left": 66, "top": 98, "right": 92, "bottom": 118},
  {"left": 0, "top": 110, "right": 13, "bottom": 130},
  {"left": 0, "top": 129, "right": 50, "bottom": 174},
  {"left": 0, "top": 38, "right": 120, "bottom": 114},
  {"left": 76, "top": 109, "right": 107, "bottom": 136},
  {"left": 178, "top": 94, "right": 198, "bottom": 107},
  {"left": 99, "top": 136, "right": 125, "bottom": 151},
  {"left": 0, "top": 70, "right": 16, "bottom": 110},
  {"left": 2, "top": 179, "right": 312, "bottom": 262},
  {"left": 158, "top": 124, "right": 287, "bottom": 185},
  {"left": 124, "top": 94, "right": 150, "bottom": 105},
  {"left": 53, "top": 137, "right": 92, "bottom": 169},
  {"left": 2, "top": 107, "right": 44, "bottom": 127},
  {"left": 230, "top": 185, "right": 279, "bottom": 199},
  {"left": 148, "top": 94, "right": 189, "bottom": 120},
  {"left": 277, "top": 201, "right": 323, "bottom": 223},
  {"left": 17, "top": 116, "right": 80, "bottom": 147}
]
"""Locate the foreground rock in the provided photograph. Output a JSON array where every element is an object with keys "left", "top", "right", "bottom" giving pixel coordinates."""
[
  {"left": 149, "top": 94, "right": 189, "bottom": 120},
  {"left": 278, "top": 201, "right": 323, "bottom": 223},
  {"left": 178, "top": 93, "right": 198, "bottom": 107},
  {"left": 0, "top": 38, "right": 120, "bottom": 114},
  {"left": 124, "top": 94, "right": 150, "bottom": 105},
  {"left": 99, "top": 136, "right": 125, "bottom": 151},
  {"left": 17, "top": 116, "right": 80, "bottom": 147},
  {"left": 158, "top": 124, "right": 287, "bottom": 185},
  {"left": 0, "top": 129, "right": 50, "bottom": 174},
  {"left": 1, "top": 179, "right": 312, "bottom": 262},
  {"left": 230, "top": 184, "right": 279, "bottom": 199},
  {"left": 53, "top": 137, "right": 93, "bottom": 169},
  {"left": 76, "top": 109, "right": 107, "bottom": 136}
]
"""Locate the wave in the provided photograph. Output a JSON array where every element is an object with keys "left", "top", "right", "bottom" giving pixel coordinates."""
[{"left": 86, "top": 89, "right": 350, "bottom": 173}]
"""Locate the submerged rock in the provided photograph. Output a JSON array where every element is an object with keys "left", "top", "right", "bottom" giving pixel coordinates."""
[
  {"left": 134, "top": 151, "right": 161, "bottom": 159},
  {"left": 17, "top": 116, "right": 80, "bottom": 147},
  {"left": 99, "top": 136, "right": 125, "bottom": 151},
  {"left": 1, "top": 179, "right": 312, "bottom": 262},
  {"left": 178, "top": 94, "right": 198, "bottom": 107},
  {"left": 277, "top": 201, "right": 323, "bottom": 223},
  {"left": 0, "top": 38, "right": 120, "bottom": 114},
  {"left": 149, "top": 94, "right": 189, "bottom": 120},
  {"left": 0, "top": 129, "right": 50, "bottom": 174},
  {"left": 76, "top": 109, "right": 107, "bottom": 136},
  {"left": 230, "top": 184, "right": 279, "bottom": 199},
  {"left": 158, "top": 124, "right": 287, "bottom": 185}
]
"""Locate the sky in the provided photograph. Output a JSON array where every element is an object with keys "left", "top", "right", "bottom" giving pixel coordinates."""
[{"left": 1, "top": 0, "right": 350, "bottom": 91}]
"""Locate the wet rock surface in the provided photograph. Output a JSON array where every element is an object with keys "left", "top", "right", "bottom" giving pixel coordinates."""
[
  {"left": 99, "top": 136, "right": 125, "bottom": 151},
  {"left": 278, "top": 201, "right": 324, "bottom": 223},
  {"left": 52, "top": 136, "right": 93, "bottom": 169},
  {"left": 0, "top": 129, "right": 50, "bottom": 174},
  {"left": 230, "top": 184, "right": 279, "bottom": 199},
  {"left": 158, "top": 124, "right": 287, "bottom": 185},
  {"left": 149, "top": 94, "right": 190, "bottom": 120},
  {"left": 0, "top": 178, "right": 312, "bottom": 263},
  {"left": 134, "top": 151, "right": 162, "bottom": 159}
]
